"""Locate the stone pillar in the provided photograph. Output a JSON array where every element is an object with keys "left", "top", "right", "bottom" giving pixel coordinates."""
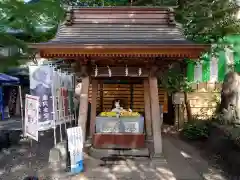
[
  {"left": 144, "top": 78, "right": 152, "bottom": 140},
  {"left": 90, "top": 79, "right": 98, "bottom": 139},
  {"left": 78, "top": 76, "right": 90, "bottom": 142},
  {"left": 149, "top": 75, "right": 163, "bottom": 156}
]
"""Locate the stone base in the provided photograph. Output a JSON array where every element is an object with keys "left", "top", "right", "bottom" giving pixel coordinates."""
[
  {"left": 49, "top": 147, "right": 62, "bottom": 163},
  {"left": 49, "top": 141, "right": 67, "bottom": 163},
  {"left": 151, "top": 153, "right": 164, "bottom": 159},
  {"left": 88, "top": 147, "right": 150, "bottom": 159},
  {"left": 120, "top": 148, "right": 149, "bottom": 157},
  {"left": 88, "top": 147, "right": 120, "bottom": 159}
]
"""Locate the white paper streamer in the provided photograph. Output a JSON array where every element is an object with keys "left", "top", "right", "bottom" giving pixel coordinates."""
[
  {"left": 94, "top": 65, "right": 98, "bottom": 77},
  {"left": 125, "top": 65, "right": 128, "bottom": 76},
  {"left": 138, "top": 68, "right": 142, "bottom": 76},
  {"left": 107, "top": 66, "right": 111, "bottom": 77},
  {"left": 209, "top": 56, "right": 218, "bottom": 83},
  {"left": 194, "top": 62, "right": 202, "bottom": 82},
  {"left": 225, "top": 47, "right": 234, "bottom": 73}
]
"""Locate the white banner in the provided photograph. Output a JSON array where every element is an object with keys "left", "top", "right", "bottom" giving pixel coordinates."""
[
  {"left": 225, "top": 47, "right": 234, "bottom": 73},
  {"left": 67, "top": 126, "right": 84, "bottom": 172},
  {"left": 25, "top": 94, "right": 39, "bottom": 141},
  {"left": 210, "top": 56, "right": 218, "bottom": 83},
  {"left": 29, "top": 65, "right": 54, "bottom": 131},
  {"left": 67, "top": 126, "right": 83, "bottom": 151},
  {"left": 194, "top": 62, "right": 202, "bottom": 82},
  {"left": 29, "top": 64, "right": 76, "bottom": 129}
]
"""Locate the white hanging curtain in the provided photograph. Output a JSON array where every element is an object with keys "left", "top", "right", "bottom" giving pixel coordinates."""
[
  {"left": 209, "top": 56, "right": 218, "bottom": 83},
  {"left": 194, "top": 62, "right": 202, "bottom": 82},
  {"left": 225, "top": 47, "right": 234, "bottom": 73}
]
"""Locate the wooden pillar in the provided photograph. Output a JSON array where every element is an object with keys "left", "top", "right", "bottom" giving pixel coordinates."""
[
  {"left": 99, "top": 81, "right": 104, "bottom": 112},
  {"left": 143, "top": 78, "right": 152, "bottom": 139},
  {"left": 78, "top": 76, "right": 90, "bottom": 142},
  {"left": 149, "top": 75, "right": 163, "bottom": 156},
  {"left": 90, "top": 79, "right": 98, "bottom": 139}
]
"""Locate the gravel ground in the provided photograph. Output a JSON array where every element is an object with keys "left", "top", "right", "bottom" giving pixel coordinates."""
[{"left": 0, "top": 130, "right": 62, "bottom": 180}]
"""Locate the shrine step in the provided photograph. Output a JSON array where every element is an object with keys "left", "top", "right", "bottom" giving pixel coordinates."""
[
  {"left": 88, "top": 147, "right": 149, "bottom": 159},
  {"left": 120, "top": 148, "right": 150, "bottom": 157}
]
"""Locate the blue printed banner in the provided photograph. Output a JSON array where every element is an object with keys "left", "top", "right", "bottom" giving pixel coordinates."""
[{"left": 29, "top": 65, "right": 54, "bottom": 131}]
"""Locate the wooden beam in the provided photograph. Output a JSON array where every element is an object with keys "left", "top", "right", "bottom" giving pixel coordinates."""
[
  {"left": 90, "top": 79, "right": 98, "bottom": 138},
  {"left": 36, "top": 44, "right": 209, "bottom": 59},
  {"left": 91, "top": 66, "right": 149, "bottom": 77},
  {"left": 144, "top": 78, "right": 152, "bottom": 139},
  {"left": 149, "top": 74, "right": 163, "bottom": 156},
  {"left": 78, "top": 75, "right": 90, "bottom": 141}
]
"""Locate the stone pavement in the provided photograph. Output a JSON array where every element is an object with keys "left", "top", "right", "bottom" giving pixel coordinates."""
[
  {"left": 0, "top": 129, "right": 227, "bottom": 180},
  {"left": 163, "top": 134, "right": 227, "bottom": 180}
]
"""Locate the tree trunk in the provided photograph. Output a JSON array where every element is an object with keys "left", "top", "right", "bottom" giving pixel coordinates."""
[{"left": 220, "top": 72, "right": 240, "bottom": 125}]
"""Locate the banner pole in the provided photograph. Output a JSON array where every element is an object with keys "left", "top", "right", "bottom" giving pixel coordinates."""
[
  {"left": 63, "top": 72, "right": 67, "bottom": 134},
  {"left": 59, "top": 70, "right": 63, "bottom": 142},
  {"left": 51, "top": 65, "right": 57, "bottom": 146},
  {"left": 69, "top": 74, "right": 73, "bottom": 128},
  {"left": 18, "top": 85, "right": 24, "bottom": 135},
  {"left": 74, "top": 74, "right": 78, "bottom": 127}
]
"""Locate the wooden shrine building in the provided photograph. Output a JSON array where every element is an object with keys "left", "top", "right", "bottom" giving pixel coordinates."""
[{"left": 31, "top": 7, "right": 209, "bottom": 157}]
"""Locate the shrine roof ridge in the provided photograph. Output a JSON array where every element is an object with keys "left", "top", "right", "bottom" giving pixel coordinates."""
[{"left": 30, "top": 6, "right": 210, "bottom": 58}]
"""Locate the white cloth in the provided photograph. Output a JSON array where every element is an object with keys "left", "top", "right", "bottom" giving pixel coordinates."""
[
  {"left": 194, "top": 62, "right": 202, "bottom": 82},
  {"left": 210, "top": 56, "right": 218, "bottom": 83}
]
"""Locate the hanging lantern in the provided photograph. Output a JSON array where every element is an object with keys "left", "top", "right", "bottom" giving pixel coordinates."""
[
  {"left": 125, "top": 65, "right": 128, "bottom": 76},
  {"left": 94, "top": 65, "right": 98, "bottom": 77},
  {"left": 138, "top": 68, "right": 142, "bottom": 76},
  {"left": 107, "top": 66, "right": 112, "bottom": 77}
]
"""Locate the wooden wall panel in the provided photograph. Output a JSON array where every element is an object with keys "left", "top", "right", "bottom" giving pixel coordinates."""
[
  {"left": 88, "top": 83, "right": 168, "bottom": 113},
  {"left": 88, "top": 84, "right": 101, "bottom": 112},
  {"left": 102, "top": 84, "right": 131, "bottom": 111}
]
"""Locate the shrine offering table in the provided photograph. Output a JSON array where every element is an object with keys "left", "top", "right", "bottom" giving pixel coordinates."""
[{"left": 93, "top": 116, "right": 145, "bottom": 149}]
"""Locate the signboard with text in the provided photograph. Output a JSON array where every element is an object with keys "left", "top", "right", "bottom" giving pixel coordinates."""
[
  {"left": 25, "top": 94, "right": 39, "bottom": 141},
  {"left": 67, "top": 126, "right": 84, "bottom": 173},
  {"left": 29, "top": 65, "right": 54, "bottom": 130}
]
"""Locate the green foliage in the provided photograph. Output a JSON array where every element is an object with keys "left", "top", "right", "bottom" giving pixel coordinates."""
[
  {"left": 177, "top": 0, "right": 240, "bottom": 44},
  {"left": 0, "top": 0, "right": 65, "bottom": 72},
  {"left": 160, "top": 63, "right": 192, "bottom": 94},
  {"left": 182, "top": 119, "right": 211, "bottom": 140},
  {"left": 134, "top": 0, "right": 177, "bottom": 6},
  {"left": 61, "top": 0, "right": 129, "bottom": 6},
  {"left": 0, "top": 0, "right": 64, "bottom": 31},
  {"left": 134, "top": 0, "right": 240, "bottom": 55}
]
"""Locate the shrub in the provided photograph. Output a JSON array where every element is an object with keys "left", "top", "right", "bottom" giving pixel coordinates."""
[{"left": 182, "top": 120, "right": 210, "bottom": 140}]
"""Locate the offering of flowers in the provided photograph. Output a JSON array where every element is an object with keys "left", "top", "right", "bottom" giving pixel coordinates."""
[
  {"left": 120, "top": 111, "right": 140, "bottom": 117},
  {"left": 99, "top": 111, "right": 117, "bottom": 117},
  {"left": 99, "top": 111, "right": 140, "bottom": 117},
  {"left": 99, "top": 99, "right": 140, "bottom": 117}
]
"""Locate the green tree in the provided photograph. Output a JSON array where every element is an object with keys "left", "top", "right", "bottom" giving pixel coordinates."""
[
  {"left": 0, "top": 0, "right": 64, "bottom": 71},
  {"left": 61, "top": 0, "right": 129, "bottom": 6}
]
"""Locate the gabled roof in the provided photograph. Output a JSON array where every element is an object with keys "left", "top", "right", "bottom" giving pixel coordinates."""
[
  {"left": 37, "top": 7, "right": 190, "bottom": 45},
  {"left": 30, "top": 7, "right": 209, "bottom": 58}
]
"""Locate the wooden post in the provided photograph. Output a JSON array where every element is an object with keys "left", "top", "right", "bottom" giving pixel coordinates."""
[
  {"left": 78, "top": 76, "right": 90, "bottom": 142},
  {"left": 149, "top": 75, "right": 163, "bottom": 156},
  {"left": 143, "top": 78, "right": 152, "bottom": 139},
  {"left": 100, "top": 81, "right": 104, "bottom": 112},
  {"left": 90, "top": 79, "right": 98, "bottom": 139}
]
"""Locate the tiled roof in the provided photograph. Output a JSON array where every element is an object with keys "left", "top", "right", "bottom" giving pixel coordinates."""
[{"left": 40, "top": 7, "right": 192, "bottom": 45}]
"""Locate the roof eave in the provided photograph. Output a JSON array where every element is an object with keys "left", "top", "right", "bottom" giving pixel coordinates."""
[{"left": 29, "top": 43, "right": 210, "bottom": 50}]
